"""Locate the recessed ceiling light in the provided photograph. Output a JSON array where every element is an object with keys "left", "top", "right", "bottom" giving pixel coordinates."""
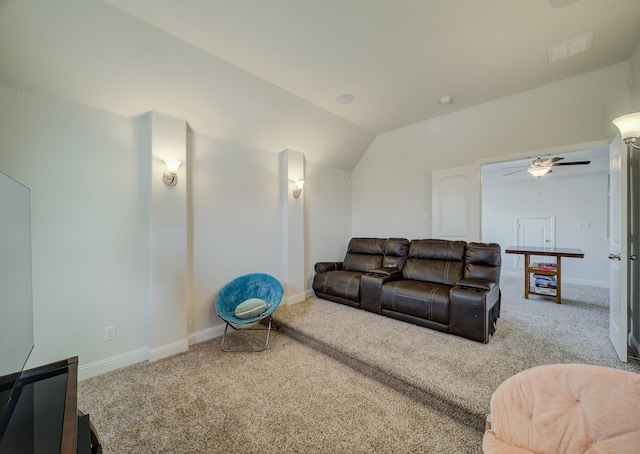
[
  {"left": 336, "top": 93, "right": 355, "bottom": 104},
  {"left": 439, "top": 96, "right": 453, "bottom": 105}
]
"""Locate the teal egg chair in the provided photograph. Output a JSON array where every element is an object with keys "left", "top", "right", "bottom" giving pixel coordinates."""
[{"left": 215, "top": 273, "right": 284, "bottom": 352}]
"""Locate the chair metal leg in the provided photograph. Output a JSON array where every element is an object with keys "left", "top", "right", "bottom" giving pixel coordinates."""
[{"left": 221, "top": 315, "right": 278, "bottom": 352}]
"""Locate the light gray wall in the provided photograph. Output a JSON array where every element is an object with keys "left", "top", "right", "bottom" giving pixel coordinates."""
[
  {"left": 0, "top": 83, "right": 353, "bottom": 377},
  {"left": 0, "top": 85, "right": 150, "bottom": 370},
  {"left": 482, "top": 170, "right": 610, "bottom": 286},
  {"left": 189, "top": 133, "right": 284, "bottom": 335},
  {"left": 352, "top": 63, "right": 632, "bottom": 280},
  {"left": 305, "top": 161, "right": 352, "bottom": 288},
  {"left": 631, "top": 38, "right": 640, "bottom": 112}
]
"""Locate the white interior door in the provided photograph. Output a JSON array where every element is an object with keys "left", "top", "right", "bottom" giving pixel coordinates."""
[
  {"left": 431, "top": 165, "right": 480, "bottom": 242},
  {"left": 609, "top": 134, "right": 628, "bottom": 363},
  {"left": 514, "top": 216, "right": 555, "bottom": 268}
]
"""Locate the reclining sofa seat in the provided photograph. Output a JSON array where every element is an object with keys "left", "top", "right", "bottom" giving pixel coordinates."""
[
  {"left": 313, "top": 237, "right": 502, "bottom": 343},
  {"left": 312, "top": 238, "right": 409, "bottom": 308}
]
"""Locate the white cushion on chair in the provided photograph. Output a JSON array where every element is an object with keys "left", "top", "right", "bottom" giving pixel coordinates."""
[{"left": 234, "top": 298, "right": 268, "bottom": 319}]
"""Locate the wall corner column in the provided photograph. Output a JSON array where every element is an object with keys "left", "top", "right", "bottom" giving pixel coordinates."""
[
  {"left": 280, "top": 149, "right": 306, "bottom": 304},
  {"left": 148, "top": 112, "right": 188, "bottom": 361}
]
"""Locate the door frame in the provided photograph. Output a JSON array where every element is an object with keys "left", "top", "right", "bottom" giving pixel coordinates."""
[
  {"left": 476, "top": 139, "right": 612, "bottom": 240},
  {"left": 609, "top": 134, "right": 628, "bottom": 363}
]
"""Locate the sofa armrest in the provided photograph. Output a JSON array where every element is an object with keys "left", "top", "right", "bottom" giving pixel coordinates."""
[
  {"left": 360, "top": 271, "right": 402, "bottom": 314},
  {"left": 315, "top": 262, "right": 343, "bottom": 273},
  {"left": 449, "top": 284, "right": 500, "bottom": 343},
  {"left": 457, "top": 278, "right": 495, "bottom": 292}
]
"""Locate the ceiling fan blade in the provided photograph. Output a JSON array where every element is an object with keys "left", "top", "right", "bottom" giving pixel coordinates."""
[
  {"left": 503, "top": 168, "right": 528, "bottom": 176},
  {"left": 550, "top": 160, "right": 591, "bottom": 166},
  {"left": 531, "top": 156, "right": 563, "bottom": 166}
]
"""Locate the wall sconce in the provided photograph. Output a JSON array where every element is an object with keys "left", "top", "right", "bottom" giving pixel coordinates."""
[
  {"left": 612, "top": 112, "right": 640, "bottom": 150},
  {"left": 291, "top": 179, "right": 305, "bottom": 198},
  {"left": 527, "top": 167, "right": 552, "bottom": 178},
  {"left": 163, "top": 159, "right": 181, "bottom": 186}
]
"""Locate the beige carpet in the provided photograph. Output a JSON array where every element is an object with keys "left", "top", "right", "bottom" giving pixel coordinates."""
[{"left": 78, "top": 276, "right": 640, "bottom": 453}]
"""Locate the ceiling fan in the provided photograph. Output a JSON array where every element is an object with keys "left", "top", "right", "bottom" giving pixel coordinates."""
[{"left": 503, "top": 157, "right": 591, "bottom": 178}]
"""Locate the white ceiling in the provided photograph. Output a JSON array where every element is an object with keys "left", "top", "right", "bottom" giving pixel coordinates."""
[{"left": 1, "top": 0, "right": 639, "bottom": 170}]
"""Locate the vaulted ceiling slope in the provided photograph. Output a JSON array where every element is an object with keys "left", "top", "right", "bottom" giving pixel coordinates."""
[{"left": 1, "top": 0, "right": 639, "bottom": 170}]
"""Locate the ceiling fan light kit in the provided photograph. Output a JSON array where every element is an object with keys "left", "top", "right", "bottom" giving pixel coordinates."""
[{"left": 527, "top": 167, "right": 552, "bottom": 178}]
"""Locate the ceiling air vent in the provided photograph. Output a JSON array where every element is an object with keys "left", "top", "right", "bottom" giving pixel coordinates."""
[{"left": 547, "top": 32, "right": 593, "bottom": 63}]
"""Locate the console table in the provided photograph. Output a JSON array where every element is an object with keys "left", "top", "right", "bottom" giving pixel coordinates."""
[
  {"left": 0, "top": 357, "right": 101, "bottom": 453},
  {"left": 505, "top": 246, "right": 584, "bottom": 304}
]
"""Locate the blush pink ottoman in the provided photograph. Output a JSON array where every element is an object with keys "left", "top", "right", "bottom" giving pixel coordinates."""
[{"left": 483, "top": 363, "right": 640, "bottom": 453}]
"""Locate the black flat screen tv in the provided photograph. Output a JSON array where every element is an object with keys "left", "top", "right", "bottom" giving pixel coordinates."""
[{"left": 0, "top": 171, "right": 34, "bottom": 441}]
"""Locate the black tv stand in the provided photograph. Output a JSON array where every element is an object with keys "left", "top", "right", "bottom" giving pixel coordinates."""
[{"left": 0, "top": 357, "right": 101, "bottom": 453}]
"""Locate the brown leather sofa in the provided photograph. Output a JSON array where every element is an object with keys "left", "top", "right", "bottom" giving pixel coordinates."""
[{"left": 313, "top": 237, "right": 501, "bottom": 343}]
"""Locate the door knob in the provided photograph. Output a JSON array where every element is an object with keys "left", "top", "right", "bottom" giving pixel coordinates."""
[
  {"left": 608, "top": 253, "right": 621, "bottom": 260},
  {"left": 631, "top": 255, "right": 638, "bottom": 261}
]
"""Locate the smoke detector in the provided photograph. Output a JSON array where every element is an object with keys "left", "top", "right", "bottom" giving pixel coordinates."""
[{"left": 439, "top": 96, "right": 453, "bottom": 105}]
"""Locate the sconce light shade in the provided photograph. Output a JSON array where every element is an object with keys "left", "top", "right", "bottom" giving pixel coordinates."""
[
  {"left": 612, "top": 112, "right": 640, "bottom": 148},
  {"left": 292, "top": 179, "right": 304, "bottom": 198},
  {"left": 527, "top": 167, "right": 552, "bottom": 178},
  {"left": 163, "top": 159, "right": 181, "bottom": 186}
]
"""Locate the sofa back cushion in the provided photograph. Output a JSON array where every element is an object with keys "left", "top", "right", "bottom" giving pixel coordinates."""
[
  {"left": 464, "top": 242, "right": 501, "bottom": 285},
  {"left": 382, "top": 238, "right": 409, "bottom": 269},
  {"left": 402, "top": 239, "right": 466, "bottom": 285},
  {"left": 343, "top": 238, "right": 385, "bottom": 272}
]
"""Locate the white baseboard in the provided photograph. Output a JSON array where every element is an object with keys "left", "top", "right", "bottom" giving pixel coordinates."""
[
  {"left": 78, "top": 347, "right": 149, "bottom": 381},
  {"left": 79, "top": 326, "right": 232, "bottom": 381},
  {"left": 500, "top": 271, "right": 609, "bottom": 288},
  {"left": 188, "top": 324, "right": 226, "bottom": 346},
  {"left": 149, "top": 339, "right": 189, "bottom": 363},
  {"left": 284, "top": 292, "right": 306, "bottom": 305},
  {"left": 629, "top": 333, "right": 640, "bottom": 358}
]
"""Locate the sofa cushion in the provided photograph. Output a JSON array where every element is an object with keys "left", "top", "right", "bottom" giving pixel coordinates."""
[
  {"left": 343, "top": 238, "right": 385, "bottom": 272},
  {"left": 464, "top": 242, "right": 501, "bottom": 285},
  {"left": 380, "top": 280, "right": 451, "bottom": 325},
  {"left": 382, "top": 238, "right": 409, "bottom": 269},
  {"left": 313, "top": 270, "right": 364, "bottom": 302},
  {"left": 402, "top": 239, "right": 465, "bottom": 286}
]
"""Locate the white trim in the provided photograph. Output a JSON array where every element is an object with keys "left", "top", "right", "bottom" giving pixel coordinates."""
[
  {"left": 78, "top": 347, "right": 148, "bottom": 381},
  {"left": 187, "top": 324, "right": 226, "bottom": 346},
  {"left": 629, "top": 333, "right": 640, "bottom": 358},
  {"left": 566, "top": 278, "right": 609, "bottom": 288},
  {"left": 149, "top": 339, "right": 188, "bottom": 363},
  {"left": 78, "top": 327, "right": 229, "bottom": 381},
  {"left": 501, "top": 270, "right": 609, "bottom": 288},
  {"left": 284, "top": 292, "right": 306, "bottom": 305}
]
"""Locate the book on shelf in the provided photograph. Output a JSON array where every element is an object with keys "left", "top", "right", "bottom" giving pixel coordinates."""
[
  {"left": 530, "top": 262, "right": 557, "bottom": 271},
  {"left": 533, "top": 274, "right": 557, "bottom": 288},
  {"left": 533, "top": 286, "right": 557, "bottom": 295},
  {"left": 535, "top": 280, "right": 557, "bottom": 289}
]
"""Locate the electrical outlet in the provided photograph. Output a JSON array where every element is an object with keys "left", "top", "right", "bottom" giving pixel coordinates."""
[{"left": 104, "top": 325, "right": 116, "bottom": 341}]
